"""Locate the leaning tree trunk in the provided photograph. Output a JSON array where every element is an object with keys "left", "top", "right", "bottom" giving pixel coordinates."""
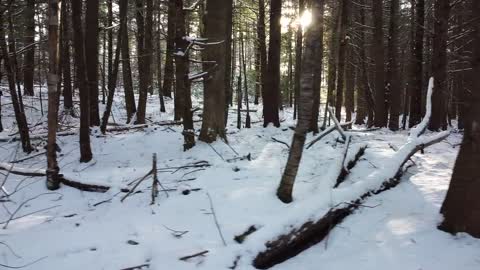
[
  {"left": 199, "top": 0, "right": 229, "bottom": 143},
  {"left": 429, "top": 0, "right": 450, "bottom": 131},
  {"left": 46, "top": 0, "right": 61, "bottom": 190},
  {"left": 277, "top": 0, "right": 324, "bottom": 204},
  {"left": 0, "top": 14, "right": 32, "bottom": 153},
  {"left": 438, "top": 0, "right": 480, "bottom": 238},
  {"left": 85, "top": 0, "right": 100, "bottom": 126},
  {"left": 263, "top": 0, "right": 282, "bottom": 128},
  {"left": 72, "top": 0, "right": 93, "bottom": 163},
  {"left": 23, "top": 0, "right": 35, "bottom": 96}
]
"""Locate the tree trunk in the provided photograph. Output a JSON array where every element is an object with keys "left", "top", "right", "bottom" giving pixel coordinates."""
[
  {"left": 263, "top": 0, "right": 282, "bottom": 128},
  {"left": 0, "top": 13, "right": 32, "bottom": 153},
  {"left": 372, "top": 0, "right": 386, "bottom": 127},
  {"left": 46, "top": 0, "right": 61, "bottom": 190},
  {"left": 224, "top": 0, "right": 233, "bottom": 125},
  {"left": 61, "top": 0, "right": 73, "bottom": 115},
  {"left": 429, "top": 0, "right": 450, "bottom": 131},
  {"left": 120, "top": 0, "right": 136, "bottom": 123},
  {"left": 72, "top": 0, "right": 93, "bottom": 163},
  {"left": 163, "top": 0, "right": 175, "bottom": 98},
  {"left": 409, "top": 0, "right": 425, "bottom": 128},
  {"left": 438, "top": 0, "right": 480, "bottom": 239},
  {"left": 258, "top": 0, "right": 268, "bottom": 119},
  {"left": 292, "top": 0, "right": 304, "bottom": 120},
  {"left": 156, "top": 1, "right": 166, "bottom": 113},
  {"left": 174, "top": 0, "right": 194, "bottom": 150},
  {"left": 199, "top": 0, "right": 229, "bottom": 143},
  {"left": 387, "top": 0, "right": 401, "bottom": 131},
  {"left": 85, "top": 0, "right": 100, "bottom": 126},
  {"left": 334, "top": 0, "right": 350, "bottom": 122},
  {"left": 135, "top": 0, "right": 148, "bottom": 124},
  {"left": 277, "top": 0, "right": 324, "bottom": 204},
  {"left": 107, "top": 0, "right": 113, "bottom": 82},
  {"left": 23, "top": 0, "right": 35, "bottom": 96}
]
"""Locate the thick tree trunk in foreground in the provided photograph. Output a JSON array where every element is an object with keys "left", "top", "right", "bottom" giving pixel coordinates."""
[
  {"left": 72, "top": 0, "right": 93, "bottom": 163},
  {"left": 277, "top": 0, "right": 324, "bottom": 204},
  {"left": 263, "top": 0, "right": 282, "bottom": 128},
  {"left": 199, "top": 0, "right": 229, "bottom": 143},
  {"left": 86, "top": 0, "right": 100, "bottom": 126},
  {"left": 439, "top": 0, "right": 480, "bottom": 238},
  {"left": 429, "top": 0, "right": 450, "bottom": 131},
  {"left": 46, "top": 0, "right": 61, "bottom": 190},
  {"left": 372, "top": 0, "right": 386, "bottom": 127},
  {"left": 23, "top": 0, "right": 35, "bottom": 96}
]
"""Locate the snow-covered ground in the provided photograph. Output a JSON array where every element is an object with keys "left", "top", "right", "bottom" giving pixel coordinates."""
[{"left": 1, "top": 88, "right": 479, "bottom": 270}]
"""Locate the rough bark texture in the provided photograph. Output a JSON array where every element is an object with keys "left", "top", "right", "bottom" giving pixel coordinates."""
[
  {"left": 409, "top": 0, "right": 425, "bottom": 128},
  {"left": 439, "top": 0, "right": 480, "bottom": 238},
  {"left": 135, "top": 0, "right": 147, "bottom": 124},
  {"left": 387, "top": 0, "right": 401, "bottom": 131},
  {"left": 199, "top": 0, "right": 229, "bottom": 143},
  {"left": 163, "top": 0, "right": 175, "bottom": 98},
  {"left": 263, "top": 0, "right": 282, "bottom": 128},
  {"left": 46, "top": 0, "right": 61, "bottom": 190},
  {"left": 277, "top": 0, "right": 324, "bottom": 204},
  {"left": 72, "top": 0, "right": 93, "bottom": 162},
  {"left": 85, "top": 0, "right": 100, "bottom": 126},
  {"left": 429, "top": 0, "right": 450, "bottom": 131},
  {"left": 61, "top": 0, "right": 73, "bottom": 115},
  {"left": 372, "top": 0, "right": 386, "bottom": 127},
  {"left": 23, "top": 0, "right": 35, "bottom": 96}
]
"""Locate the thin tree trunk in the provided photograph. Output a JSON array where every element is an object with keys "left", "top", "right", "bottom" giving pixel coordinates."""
[
  {"left": 23, "top": 0, "right": 35, "bottom": 96},
  {"left": 293, "top": 0, "right": 304, "bottom": 120},
  {"left": 258, "top": 0, "right": 268, "bottom": 118},
  {"left": 62, "top": 0, "right": 73, "bottom": 115},
  {"left": 46, "top": 0, "right": 61, "bottom": 190},
  {"left": 120, "top": 0, "right": 136, "bottom": 123},
  {"left": 163, "top": 0, "right": 175, "bottom": 98},
  {"left": 387, "top": 0, "right": 401, "bottom": 130},
  {"left": 72, "top": 0, "right": 93, "bottom": 162},
  {"left": 156, "top": 1, "right": 165, "bottom": 113},
  {"left": 409, "top": 0, "right": 425, "bottom": 128},
  {"left": 135, "top": 0, "right": 148, "bottom": 124},
  {"left": 372, "top": 0, "right": 386, "bottom": 127}
]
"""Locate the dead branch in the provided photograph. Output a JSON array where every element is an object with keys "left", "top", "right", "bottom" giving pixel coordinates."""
[
  {"left": 179, "top": 250, "right": 209, "bottom": 261},
  {"left": 119, "top": 263, "right": 150, "bottom": 270},
  {"left": 271, "top": 137, "right": 290, "bottom": 149},
  {"left": 234, "top": 225, "right": 258, "bottom": 244},
  {"left": 207, "top": 192, "right": 227, "bottom": 246}
]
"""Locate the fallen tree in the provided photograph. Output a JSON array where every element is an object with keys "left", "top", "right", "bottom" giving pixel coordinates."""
[{"left": 252, "top": 78, "right": 450, "bottom": 269}]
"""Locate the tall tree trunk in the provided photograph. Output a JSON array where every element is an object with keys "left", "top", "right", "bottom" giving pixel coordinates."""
[
  {"left": 409, "top": 0, "right": 425, "bottom": 128},
  {"left": 293, "top": 0, "right": 304, "bottom": 120},
  {"left": 120, "top": 0, "right": 136, "bottom": 123},
  {"left": 263, "top": 0, "right": 282, "bottom": 128},
  {"left": 387, "top": 0, "right": 401, "bottom": 131},
  {"left": 163, "top": 0, "right": 175, "bottom": 98},
  {"left": 23, "top": 0, "right": 35, "bottom": 96},
  {"left": 46, "top": 0, "right": 61, "bottom": 190},
  {"left": 62, "top": 0, "right": 73, "bottom": 115},
  {"left": 144, "top": 0, "right": 154, "bottom": 96},
  {"left": 372, "top": 0, "right": 386, "bottom": 127},
  {"left": 156, "top": 1, "right": 166, "bottom": 113},
  {"left": 224, "top": 0, "right": 233, "bottom": 125},
  {"left": 334, "top": 0, "right": 350, "bottom": 122},
  {"left": 429, "top": 0, "right": 450, "bottom": 131},
  {"left": 345, "top": 43, "right": 355, "bottom": 123},
  {"left": 199, "top": 0, "right": 229, "bottom": 142},
  {"left": 438, "top": 0, "right": 480, "bottom": 238},
  {"left": 72, "top": 0, "right": 93, "bottom": 163},
  {"left": 175, "top": 0, "right": 194, "bottom": 150},
  {"left": 258, "top": 0, "right": 268, "bottom": 118},
  {"left": 277, "top": 0, "right": 324, "bottom": 204},
  {"left": 85, "top": 0, "right": 100, "bottom": 126},
  {"left": 135, "top": 0, "right": 148, "bottom": 124},
  {"left": 0, "top": 12, "right": 32, "bottom": 153},
  {"left": 107, "top": 0, "right": 113, "bottom": 82}
]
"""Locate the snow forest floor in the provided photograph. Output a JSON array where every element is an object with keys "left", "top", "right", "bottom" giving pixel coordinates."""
[{"left": 1, "top": 88, "right": 479, "bottom": 270}]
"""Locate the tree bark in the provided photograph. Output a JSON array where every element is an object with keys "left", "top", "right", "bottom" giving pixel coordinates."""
[
  {"left": 334, "top": 0, "right": 350, "bottom": 122},
  {"left": 277, "top": 0, "right": 324, "bottom": 204},
  {"left": 85, "top": 0, "right": 100, "bottom": 126},
  {"left": 387, "top": 0, "right": 401, "bottom": 131},
  {"left": 199, "top": 0, "right": 229, "bottom": 143},
  {"left": 409, "top": 0, "right": 425, "bottom": 128},
  {"left": 61, "top": 0, "right": 73, "bottom": 115},
  {"left": 121, "top": 0, "right": 136, "bottom": 123},
  {"left": 372, "top": 0, "right": 386, "bottom": 127},
  {"left": 292, "top": 0, "right": 304, "bottom": 120},
  {"left": 438, "top": 0, "right": 480, "bottom": 239},
  {"left": 46, "top": 0, "right": 61, "bottom": 190},
  {"left": 263, "top": 0, "right": 282, "bottom": 128},
  {"left": 429, "top": 0, "right": 450, "bottom": 131},
  {"left": 23, "top": 0, "right": 35, "bottom": 96},
  {"left": 163, "top": 0, "right": 175, "bottom": 98},
  {"left": 72, "top": 0, "right": 93, "bottom": 162},
  {"left": 135, "top": 0, "right": 148, "bottom": 124}
]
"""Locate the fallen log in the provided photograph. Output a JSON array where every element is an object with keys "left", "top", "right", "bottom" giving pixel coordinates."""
[
  {"left": 252, "top": 78, "right": 448, "bottom": 269},
  {"left": 305, "top": 120, "right": 352, "bottom": 149}
]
